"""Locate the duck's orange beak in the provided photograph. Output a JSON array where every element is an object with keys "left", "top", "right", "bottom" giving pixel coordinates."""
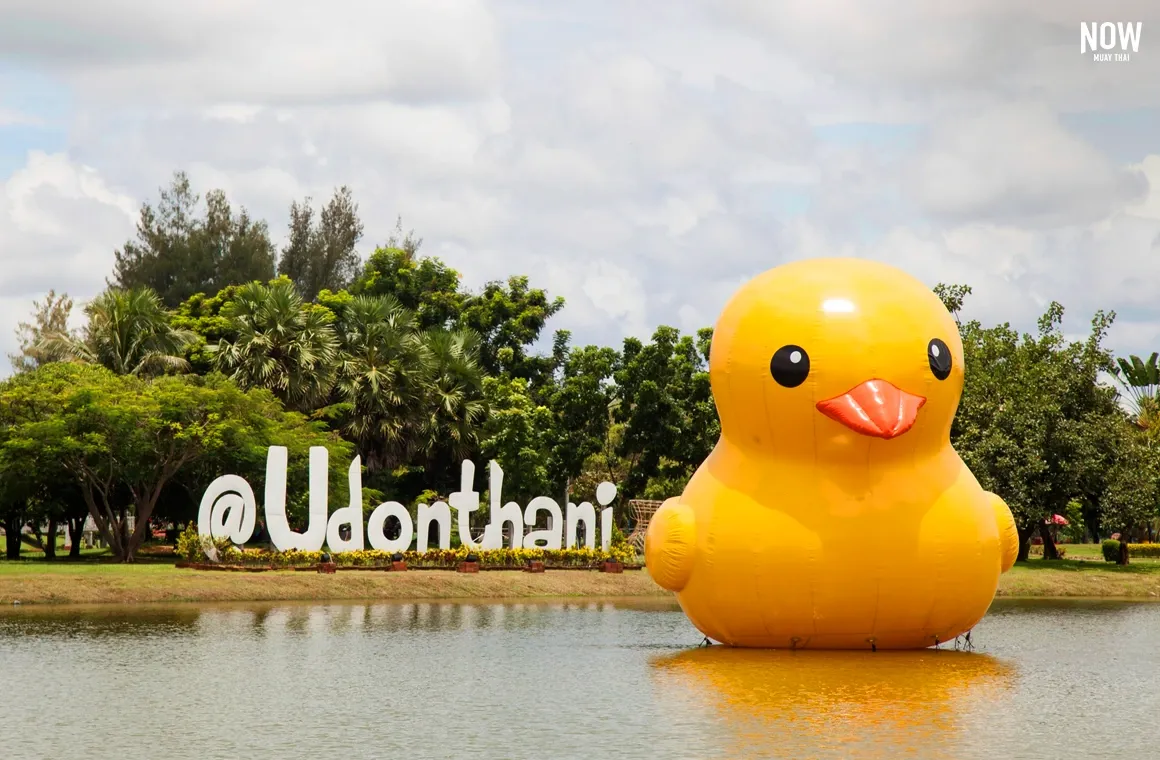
[{"left": 816, "top": 379, "right": 926, "bottom": 439}]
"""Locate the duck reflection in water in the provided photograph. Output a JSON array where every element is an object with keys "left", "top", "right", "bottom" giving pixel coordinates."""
[{"left": 650, "top": 646, "right": 1016, "bottom": 759}]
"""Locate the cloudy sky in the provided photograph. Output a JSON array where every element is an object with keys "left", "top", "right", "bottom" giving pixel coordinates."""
[{"left": 1, "top": 0, "right": 1158, "bottom": 373}]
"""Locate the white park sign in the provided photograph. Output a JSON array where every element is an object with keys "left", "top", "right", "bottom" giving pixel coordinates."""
[{"left": 198, "top": 446, "right": 618, "bottom": 553}]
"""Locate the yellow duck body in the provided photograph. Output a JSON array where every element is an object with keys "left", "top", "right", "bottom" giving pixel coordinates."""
[{"left": 646, "top": 258, "right": 1018, "bottom": 650}]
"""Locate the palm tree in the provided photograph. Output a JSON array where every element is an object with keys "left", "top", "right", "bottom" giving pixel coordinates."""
[
  {"left": 212, "top": 279, "right": 340, "bottom": 412},
  {"left": 39, "top": 287, "right": 194, "bottom": 376},
  {"left": 329, "top": 295, "right": 431, "bottom": 471},
  {"left": 1113, "top": 352, "right": 1160, "bottom": 425},
  {"left": 418, "top": 328, "right": 487, "bottom": 465},
  {"left": 9, "top": 289, "right": 76, "bottom": 373}
]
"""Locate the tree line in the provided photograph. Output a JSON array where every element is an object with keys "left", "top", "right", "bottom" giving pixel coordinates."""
[
  {"left": 0, "top": 173, "right": 716, "bottom": 561},
  {"left": 0, "top": 173, "right": 1157, "bottom": 563}
]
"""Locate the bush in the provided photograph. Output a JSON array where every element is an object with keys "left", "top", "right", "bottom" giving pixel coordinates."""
[
  {"left": 176, "top": 536, "right": 633, "bottom": 568},
  {"left": 175, "top": 522, "right": 235, "bottom": 562},
  {"left": 175, "top": 522, "right": 200, "bottom": 560},
  {"left": 1129, "top": 543, "right": 1160, "bottom": 558},
  {"left": 609, "top": 523, "right": 634, "bottom": 562},
  {"left": 1102, "top": 539, "right": 1121, "bottom": 562}
]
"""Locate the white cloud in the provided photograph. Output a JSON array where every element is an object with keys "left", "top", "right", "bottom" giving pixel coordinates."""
[
  {"left": 0, "top": 152, "right": 136, "bottom": 290},
  {"left": 330, "top": 103, "right": 491, "bottom": 172},
  {"left": 202, "top": 104, "right": 262, "bottom": 124},
  {"left": 582, "top": 260, "right": 649, "bottom": 332},
  {"left": 0, "top": 0, "right": 501, "bottom": 106},
  {"left": 909, "top": 103, "right": 1148, "bottom": 227},
  {"left": 774, "top": 200, "right": 1160, "bottom": 339},
  {"left": 0, "top": 152, "right": 137, "bottom": 369},
  {"left": 703, "top": 0, "right": 1160, "bottom": 113}
]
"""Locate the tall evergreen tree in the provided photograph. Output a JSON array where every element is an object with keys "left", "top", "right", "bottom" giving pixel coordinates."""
[
  {"left": 277, "top": 186, "right": 364, "bottom": 301},
  {"left": 111, "top": 172, "right": 276, "bottom": 306}
]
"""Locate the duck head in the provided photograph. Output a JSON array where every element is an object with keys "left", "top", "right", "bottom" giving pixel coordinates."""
[{"left": 709, "top": 258, "right": 963, "bottom": 460}]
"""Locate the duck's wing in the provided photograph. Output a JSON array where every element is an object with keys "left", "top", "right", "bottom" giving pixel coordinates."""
[
  {"left": 644, "top": 497, "right": 697, "bottom": 592},
  {"left": 987, "top": 492, "right": 1018, "bottom": 573}
]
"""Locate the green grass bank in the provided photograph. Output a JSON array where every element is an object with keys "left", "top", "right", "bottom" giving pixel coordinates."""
[
  {"left": 2, "top": 543, "right": 1159, "bottom": 606},
  {"left": 0, "top": 561, "right": 667, "bottom": 606}
]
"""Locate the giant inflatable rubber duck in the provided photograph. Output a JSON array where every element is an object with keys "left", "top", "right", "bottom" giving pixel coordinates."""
[{"left": 645, "top": 258, "right": 1019, "bottom": 649}]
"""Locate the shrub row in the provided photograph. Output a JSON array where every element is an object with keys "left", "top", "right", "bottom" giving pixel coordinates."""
[
  {"left": 1101, "top": 540, "right": 1160, "bottom": 561},
  {"left": 176, "top": 526, "right": 636, "bottom": 567}
]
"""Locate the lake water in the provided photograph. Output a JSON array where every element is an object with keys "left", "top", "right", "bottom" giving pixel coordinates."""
[{"left": 1, "top": 597, "right": 1157, "bottom": 759}]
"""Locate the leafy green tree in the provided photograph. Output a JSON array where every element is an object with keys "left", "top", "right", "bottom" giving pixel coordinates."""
[
  {"left": 542, "top": 337, "right": 620, "bottom": 498},
  {"left": 41, "top": 287, "right": 196, "bottom": 376},
  {"left": 932, "top": 283, "right": 972, "bottom": 323},
  {"left": 277, "top": 186, "right": 364, "bottom": 301},
  {"left": 351, "top": 229, "right": 565, "bottom": 390},
  {"left": 315, "top": 288, "right": 355, "bottom": 321},
  {"left": 212, "top": 278, "right": 340, "bottom": 412},
  {"left": 170, "top": 380, "right": 357, "bottom": 533},
  {"left": 169, "top": 284, "right": 247, "bottom": 375},
  {"left": 0, "top": 363, "right": 353, "bottom": 561},
  {"left": 111, "top": 172, "right": 276, "bottom": 307},
  {"left": 8, "top": 290, "right": 75, "bottom": 373},
  {"left": 612, "top": 326, "right": 718, "bottom": 501},
  {"left": 572, "top": 420, "right": 630, "bottom": 503},
  {"left": 457, "top": 276, "right": 566, "bottom": 387},
  {"left": 1094, "top": 418, "right": 1159, "bottom": 561},
  {"left": 941, "top": 288, "right": 1125, "bottom": 560},
  {"left": 0, "top": 476, "right": 87, "bottom": 561},
  {"left": 479, "top": 376, "right": 554, "bottom": 505},
  {"left": 351, "top": 218, "right": 463, "bottom": 330},
  {"left": 0, "top": 479, "right": 28, "bottom": 560},
  {"left": 0, "top": 400, "right": 37, "bottom": 559}
]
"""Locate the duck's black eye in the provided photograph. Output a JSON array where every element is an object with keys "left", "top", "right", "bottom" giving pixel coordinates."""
[
  {"left": 928, "top": 338, "right": 951, "bottom": 380},
  {"left": 770, "top": 345, "right": 810, "bottom": 388}
]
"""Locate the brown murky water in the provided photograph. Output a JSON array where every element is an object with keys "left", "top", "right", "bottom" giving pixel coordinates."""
[{"left": 0, "top": 597, "right": 1156, "bottom": 759}]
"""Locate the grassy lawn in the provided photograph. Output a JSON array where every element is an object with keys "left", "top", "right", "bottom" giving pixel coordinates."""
[
  {"left": 1042, "top": 542, "right": 1105, "bottom": 560},
  {"left": 0, "top": 560, "right": 667, "bottom": 605},
  {"left": 5, "top": 546, "right": 120, "bottom": 560},
  {"left": 1000, "top": 551, "right": 1160, "bottom": 597},
  {"left": 2, "top": 542, "right": 1158, "bottom": 606},
  {"left": 1033, "top": 541, "right": 1160, "bottom": 561}
]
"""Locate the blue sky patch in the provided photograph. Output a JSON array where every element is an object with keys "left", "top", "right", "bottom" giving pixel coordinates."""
[
  {"left": 0, "top": 65, "right": 72, "bottom": 176},
  {"left": 812, "top": 122, "right": 923, "bottom": 150},
  {"left": 1062, "top": 107, "right": 1160, "bottom": 164}
]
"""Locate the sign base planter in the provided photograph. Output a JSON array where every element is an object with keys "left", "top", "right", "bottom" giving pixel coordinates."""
[
  {"left": 523, "top": 560, "right": 545, "bottom": 574},
  {"left": 601, "top": 560, "right": 623, "bottom": 574},
  {"left": 391, "top": 561, "right": 407, "bottom": 571},
  {"left": 317, "top": 562, "right": 338, "bottom": 574},
  {"left": 457, "top": 561, "right": 480, "bottom": 574}
]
